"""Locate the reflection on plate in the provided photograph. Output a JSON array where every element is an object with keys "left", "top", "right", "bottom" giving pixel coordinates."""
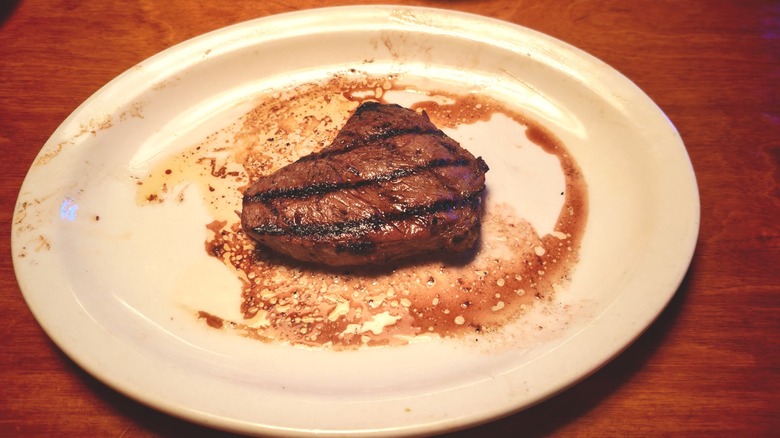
[{"left": 12, "top": 6, "right": 698, "bottom": 437}]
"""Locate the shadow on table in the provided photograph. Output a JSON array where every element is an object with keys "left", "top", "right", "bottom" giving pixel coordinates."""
[
  {"left": 55, "top": 259, "right": 695, "bottom": 437},
  {"left": 0, "top": 0, "right": 20, "bottom": 26},
  {"left": 447, "top": 260, "right": 696, "bottom": 437},
  {"left": 58, "top": 350, "right": 247, "bottom": 437}
]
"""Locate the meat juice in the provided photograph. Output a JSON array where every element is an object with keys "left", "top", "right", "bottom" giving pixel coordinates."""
[{"left": 138, "top": 73, "right": 588, "bottom": 349}]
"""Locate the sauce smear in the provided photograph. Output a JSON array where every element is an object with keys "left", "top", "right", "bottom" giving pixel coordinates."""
[{"left": 138, "top": 72, "right": 588, "bottom": 349}]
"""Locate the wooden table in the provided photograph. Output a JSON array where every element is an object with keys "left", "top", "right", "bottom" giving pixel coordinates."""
[{"left": 2, "top": 1, "right": 777, "bottom": 436}]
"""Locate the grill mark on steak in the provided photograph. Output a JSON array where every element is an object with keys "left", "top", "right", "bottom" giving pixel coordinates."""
[
  {"left": 298, "top": 127, "right": 451, "bottom": 162},
  {"left": 250, "top": 189, "right": 482, "bottom": 238},
  {"left": 244, "top": 157, "right": 472, "bottom": 202}
]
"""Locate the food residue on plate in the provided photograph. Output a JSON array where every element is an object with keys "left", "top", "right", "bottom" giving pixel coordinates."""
[{"left": 136, "top": 72, "right": 587, "bottom": 349}]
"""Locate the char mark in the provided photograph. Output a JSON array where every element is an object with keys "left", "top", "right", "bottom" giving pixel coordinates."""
[
  {"left": 251, "top": 190, "right": 483, "bottom": 239},
  {"left": 297, "top": 127, "right": 447, "bottom": 162},
  {"left": 335, "top": 240, "right": 377, "bottom": 255},
  {"left": 244, "top": 157, "right": 471, "bottom": 203}
]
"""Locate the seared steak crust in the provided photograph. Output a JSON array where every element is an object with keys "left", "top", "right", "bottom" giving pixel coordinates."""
[{"left": 241, "top": 102, "right": 489, "bottom": 266}]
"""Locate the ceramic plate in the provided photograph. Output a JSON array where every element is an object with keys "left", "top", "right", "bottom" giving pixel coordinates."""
[{"left": 12, "top": 6, "right": 699, "bottom": 437}]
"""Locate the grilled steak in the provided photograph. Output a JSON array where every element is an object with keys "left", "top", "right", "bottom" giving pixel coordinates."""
[{"left": 241, "top": 101, "right": 489, "bottom": 266}]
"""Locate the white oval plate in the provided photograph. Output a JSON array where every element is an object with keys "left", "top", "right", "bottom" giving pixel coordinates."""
[{"left": 12, "top": 6, "right": 699, "bottom": 437}]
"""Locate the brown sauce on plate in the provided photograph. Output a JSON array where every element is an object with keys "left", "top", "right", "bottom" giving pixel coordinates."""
[{"left": 139, "top": 73, "right": 588, "bottom": 349}]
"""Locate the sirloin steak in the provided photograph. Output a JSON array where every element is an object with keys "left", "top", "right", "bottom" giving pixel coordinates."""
[{"left": 241, "top": 101, "right": 489, "bottom": 266}]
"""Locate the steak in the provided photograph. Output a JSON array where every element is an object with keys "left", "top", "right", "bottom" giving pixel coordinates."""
[{"left": 241, "top": 101, "right": 489, "bottom": 266}]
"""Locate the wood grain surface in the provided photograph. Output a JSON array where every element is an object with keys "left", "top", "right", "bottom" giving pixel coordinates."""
[{"left": 1, "top": 0, "right": 778, "bottom": 436}]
